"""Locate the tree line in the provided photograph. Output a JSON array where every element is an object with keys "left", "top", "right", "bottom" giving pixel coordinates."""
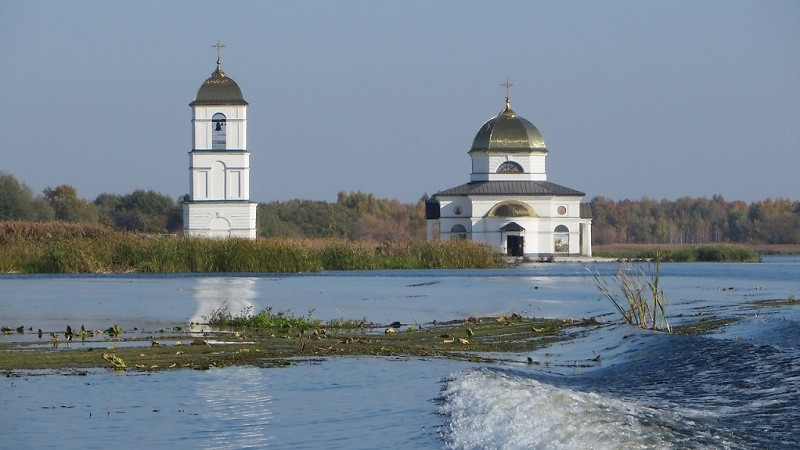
[
  {"left": 0, "top": 173, "right": 425, "bottom": 240},
  {"left": 590, "top": 195, "right": 800, "bottom": 245},
  {"left": 2, "top": 172, "right": 798, "bottom": 245}
]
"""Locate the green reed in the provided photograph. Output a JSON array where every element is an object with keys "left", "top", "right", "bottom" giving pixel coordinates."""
[
  {"left": 207, "top": 304, "right": 323, "bottom": 330},
  {"left": 589, "top": 253, "right": 671, "bottom": 332}
]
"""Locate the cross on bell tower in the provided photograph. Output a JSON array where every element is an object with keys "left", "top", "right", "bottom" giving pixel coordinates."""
[{"left": 212, "top": 40, "right": 226, "bottom": 68}]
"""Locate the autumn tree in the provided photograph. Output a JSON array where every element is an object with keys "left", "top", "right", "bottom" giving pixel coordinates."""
[
  {"left": 0, "top": 173, "right": 55, "bottom": 221},
  {"left": 94, "top": 190, "right": 182, "bottom": 233},
  {"left": 43, "top": 184, "right": 98, "bottom": 223},
  {"left": 591, "top": 195, "right": 800, "bottom": 245}
]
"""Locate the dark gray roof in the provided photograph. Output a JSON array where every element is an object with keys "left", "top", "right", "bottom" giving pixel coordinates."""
[
  {"left": 580, "top": 203, "right": 593, "bottom": 219},
  {"left": 190, "top": 66, "right": 248, "bottom": 107},
  {"left": 500, "top": 222, "right": 525, "bottom": 232},
  {"left": 434, "top": 181, "right": 585, "bottom": 198}
]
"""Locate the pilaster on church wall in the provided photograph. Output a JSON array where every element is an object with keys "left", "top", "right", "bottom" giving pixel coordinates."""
[
  {"left": 239, "top": 166, "right": 250, "bottom": 200},
  {"left": 528, "top": 154, "right": 547, "bottom": 180},
  {"left": 470, "top": 154, "right": 490, "bottom": 176}
]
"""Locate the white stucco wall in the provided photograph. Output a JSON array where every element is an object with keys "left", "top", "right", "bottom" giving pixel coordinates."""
[
  {"left": 183, "top": 202, "right": 258, "bottom": 239},
  {"left": 189, "top": 152, "right": 250, "bottom": 201},
  {"left": 435, "top": 194, "right": 590, "bottom": 256},
  {"left": 470, "top": 154, "right": 547, "bottom": 182}
]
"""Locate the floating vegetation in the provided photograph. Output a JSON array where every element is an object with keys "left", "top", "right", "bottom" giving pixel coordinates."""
[
  {"left": 671, "top": 317, "right": 740, "bottom": 335},
  {"left": 102, "top": 353, "right": 127, "bottom": 370},
  {"left": 0, "top": 314, "right": 601, "bottom": 372},
  {"left": 750, "top": 295, "right": 800, "bottom": 308}
]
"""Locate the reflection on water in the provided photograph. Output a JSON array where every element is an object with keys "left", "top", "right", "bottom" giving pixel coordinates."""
[
  {"left": 1, "top": 359, "right": 459, "bottom": 449},
  {"left": 194, "top": 368, "right": 275, "bottom": 449},
  {"left": 189, "top": 277, "right": 258, "bottom": 325}
]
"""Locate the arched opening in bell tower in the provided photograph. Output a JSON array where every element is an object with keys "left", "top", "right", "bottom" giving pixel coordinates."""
[{"left": 212, "top": 113, "right": 226, "bottom": 149}]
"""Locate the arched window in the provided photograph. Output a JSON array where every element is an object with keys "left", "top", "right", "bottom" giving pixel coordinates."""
[
  {"left": 450, "top": 224, "right": 467, "bottom": 239},
  {"left": 212, "top": 113, "right": 226, "bottom": 149},
  {"left": 487, "top": 201, "right": 537, "bottom": 218},
  {"left": 497, "top": 161, "right": 523, "bottom": 173},
  {"left": 554, "top": 225, "right": 569, "bottom": 253}
]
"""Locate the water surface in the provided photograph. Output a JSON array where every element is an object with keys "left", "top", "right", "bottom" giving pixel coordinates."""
[{"left": 2, "top": 256, "right": 799, "bottom": 448}]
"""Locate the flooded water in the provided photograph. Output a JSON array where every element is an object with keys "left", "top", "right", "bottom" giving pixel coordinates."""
[{"left": 2, "top": 256, "right": 799, "bottom": 448}]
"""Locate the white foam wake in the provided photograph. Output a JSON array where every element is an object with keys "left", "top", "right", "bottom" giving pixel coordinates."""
[{"left": 440, "top": 369, "right": 713, "bottom": 450}]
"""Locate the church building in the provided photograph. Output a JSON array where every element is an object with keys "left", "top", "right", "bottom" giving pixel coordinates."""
[
  {"left": 183, "top": 44, "right": 258, "bottom": 239},
  {"left": 426, "top": 83, "right": 592, "bottom": 257}
]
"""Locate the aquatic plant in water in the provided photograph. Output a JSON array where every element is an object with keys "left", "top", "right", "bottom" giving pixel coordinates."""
[
  {"left": 207, "top": 303, "right": 323, "bottom": 331},
  {"left": 589, "top": 254, "right": 670, "bottom": 332}
]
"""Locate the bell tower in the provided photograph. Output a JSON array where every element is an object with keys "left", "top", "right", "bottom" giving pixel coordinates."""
[{"left": 183, "top": 41, "right": 257, "bottom": 239}]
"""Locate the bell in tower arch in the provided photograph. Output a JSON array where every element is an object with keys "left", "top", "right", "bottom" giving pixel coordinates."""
[{"left": 211, "top": 113, "right": 226, "bottom": 149}]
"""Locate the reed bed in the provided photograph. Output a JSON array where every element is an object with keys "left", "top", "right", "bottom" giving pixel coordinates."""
[
  {"left": 0, "top": 221, "right": 504, "bottom": 273},
  {"left": 593, "top": 243, "right": 761, "bottom": 262},
  {"left": 746, "top": 244, "right": 800, "bottom": 255}
]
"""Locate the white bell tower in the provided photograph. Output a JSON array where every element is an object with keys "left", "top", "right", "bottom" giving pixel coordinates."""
[{"left": 183, "top": 41, "right": 257, "bottom": 239}]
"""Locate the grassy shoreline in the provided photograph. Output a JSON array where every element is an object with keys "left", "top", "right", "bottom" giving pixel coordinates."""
[
  {"left": 4, "top": 222, "right": 795, "bottom": 273},
  {"left": 0, "top": 222, "right": 505, "bottom": 273}
]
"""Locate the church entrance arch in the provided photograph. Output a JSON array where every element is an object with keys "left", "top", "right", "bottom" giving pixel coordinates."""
[{"left": 500, "top": 222, "right": 525, "bottom": 257}]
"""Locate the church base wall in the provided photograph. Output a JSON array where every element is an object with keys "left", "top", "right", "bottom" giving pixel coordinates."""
[{"left": 183, "top": 201, "right": 258, "bottom": 239}]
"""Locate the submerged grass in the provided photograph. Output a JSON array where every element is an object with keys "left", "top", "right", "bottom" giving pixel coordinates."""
[{"left": 0, "top": 221, "right": 505, "bottom": 273}]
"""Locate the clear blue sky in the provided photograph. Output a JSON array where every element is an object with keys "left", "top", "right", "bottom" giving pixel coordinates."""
[{"left": 2, "top": 1, "right": 798, "bottom": 204}]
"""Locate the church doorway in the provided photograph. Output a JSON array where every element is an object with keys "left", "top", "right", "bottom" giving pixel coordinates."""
[
  {"left": 507, "top": 235, "right": 524, "bottom": 257},
  {"left": 500, "top": 222, "right": 526, "bottom": 257}
]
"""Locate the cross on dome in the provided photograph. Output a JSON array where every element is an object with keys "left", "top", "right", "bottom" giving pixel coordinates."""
[{"left": 501, "top": 77, "right": 515, "bottom": 108}]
